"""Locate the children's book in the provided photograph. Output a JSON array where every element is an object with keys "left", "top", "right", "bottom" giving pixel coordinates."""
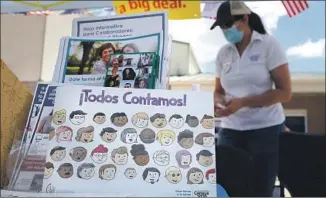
[
  {"left": 103, "top": 52, "right": 159, "bottom": 89},
  {"left": 42, "top": 85, "right": 217, "bottom": 197}
]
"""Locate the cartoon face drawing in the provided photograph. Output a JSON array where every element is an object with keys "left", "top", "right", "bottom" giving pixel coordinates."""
[
  {"left": 57, "top": 163, "right": 73, "bottom": 179},
  {"left": 131, "top": 112, "right": 149, "bottom": 128},
  {"left": 100, "top": 127, "right": 117, "bottom": 143},
  {"left": 176, "top": 150, "right": 192, "bottom": 169},
  {"left": 206, "top": 169, "right": 216, "bottom": 184},
  {"left": 169, "top": 114, "right": 184, "bottom": 129},
  {"left": 44, "top": 162, "right": 54, "bottom": 179},
  {"left": 111, "top": 147, "right": 128, "bottom": 165},
  {"left": 93, "top": 112, "right": 106, "bottom": 124},
  {"left": 196, "top": 150, "right": 214, "bottom": 167},
  {"left": 50, "top": 146, "right": 66, "bottom": 161},
  {"left": 142, "top": 168, "right": 160, "bottom": 184},
  {"left": 187, "top": 168, "right": 204, "bottom": 184},
  {"left": 150, "top": 113, "right": 167, "bottom": 128},
  {"left": 69, "top": 146, "right": 87, "bottom": 162},
  {"left": 195, "top": 133, "right": 215, "bottom": 147},
  {"left": 200, "top": 115, "right": 215, "bottom": 129},
  {"left": 153, "top": 150, "right": 170, "bottom": 166},
  {"left": 55, "top": 126, "right": 73, "bottom": 143},
  {"left": 69, "top": 110, "right": 87, "bottom": 125},
  {"left": 111, "top": 112, "right": 128, "bottom": 127},
  {"left": 91, "top": 144, "right": 108, "bottom": 164},
  {"left": 121, "top": 128, "right": 138, "bottom": 144},
  {"left": 75, "top": 126, "right": 94, "bottom": 143},
  {"left": 77, "top": 163, "right": 95, "bottom": 180},
  {"left": 165, "top": 166, "right": 182, "bottom": 184},
  {"left": 99, "top": 164, "right": 117, "bottom": 181},
  {"left": 185, "top": 114, "right": 199, "bottom": 127},
  {"left": 46, "top": 183, "right": 55, "bottom": 193},
  {"left": 52, "top": 110, "right": 66, "bottom": 125},
  {"left": 139, "top": 128, "right": 155, "bottom": 144},
  {"left": 156, "top": 130, "right": 175, "bottom": 146},
  {"left": 130, "top": 144, "right": 149, "bottom": 166},
  {"left": 124, "top": 168, "right": 137, "bottom": 179},
  {"left": 177, "top": 130, "right": 194, "bottom": 149}
]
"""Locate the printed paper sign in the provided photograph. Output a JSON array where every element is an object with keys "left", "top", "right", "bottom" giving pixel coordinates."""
[
  {"left": 12, "top": 85, "right": 58, "bottom": 192},
  {"left": 54, "top": 34, "right": 162, "bottom": 86},
  {"left": 8, "top": 83, "right": 48, "bottom": 190},
  {"left": 42, "top": 85, "right": 216, "bottom": 197},
  {"left": 23, "top": 83, "right": 49, "bottom": 145},
  {"left": 113, "top": 1, "right": 201, "bottom": 20},
  {"left": 72, "top": 12, "right": 168, "bottom": 88}
]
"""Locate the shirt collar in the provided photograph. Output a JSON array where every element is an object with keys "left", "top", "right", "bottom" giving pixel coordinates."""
[{"left": 251, "top": 30, "right": 263, "bottom": 42}]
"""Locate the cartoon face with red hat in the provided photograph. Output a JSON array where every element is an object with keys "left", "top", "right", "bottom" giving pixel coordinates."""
[
  {"left": 91, "top": 144, "right": 108, "bottom": 164},
  {"left": 206, "top": 169, "right": 216, "bottom": 184}
]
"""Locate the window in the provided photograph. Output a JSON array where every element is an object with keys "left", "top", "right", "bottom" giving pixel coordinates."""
[{"left": 284, "top": 109, "right": 308, "bottom": 133}]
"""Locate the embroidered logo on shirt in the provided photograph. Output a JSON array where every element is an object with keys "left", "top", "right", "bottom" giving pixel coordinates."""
[{"left": 249, "top": 54, "right": 260, "bottom": 62}]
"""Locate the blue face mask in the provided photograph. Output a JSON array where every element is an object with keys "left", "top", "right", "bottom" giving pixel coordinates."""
[{"left": 222, "top": 25, "right": 244, "bottom": 44}]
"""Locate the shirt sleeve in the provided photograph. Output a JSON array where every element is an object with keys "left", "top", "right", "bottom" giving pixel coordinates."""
[
  {"left": 266, "top": 36, "right": 288, "bottom": 71},
  {"left": 215, "top": 52, "right": 222, "bottom": 78}
]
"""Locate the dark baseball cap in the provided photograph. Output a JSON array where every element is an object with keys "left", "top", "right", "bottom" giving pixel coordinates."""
[{"left": 210, "top": 1, "right": 251, "bottom": 30}]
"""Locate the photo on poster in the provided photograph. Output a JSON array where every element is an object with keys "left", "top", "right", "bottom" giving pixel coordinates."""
[
  {"left": 104, "top": 52, "right": 157, "bottom": 89},
  {"left": 72, "top": 12, "right": 168, "bottom": 87},
  {"left": 57, "top": 33, "right": 161, "bottom": 86}
]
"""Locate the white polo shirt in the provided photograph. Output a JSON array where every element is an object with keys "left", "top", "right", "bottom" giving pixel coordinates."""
[{"left": 216, "top": 31, "right": 287, "bottom": 131}]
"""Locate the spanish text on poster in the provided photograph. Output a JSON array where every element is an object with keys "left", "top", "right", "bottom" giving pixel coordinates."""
[
  {"left": 72, "top": 12, "right": 168, "bottom": 88},
  {"left": 42, "top": 85, "right": 216, "bottom": 197}
]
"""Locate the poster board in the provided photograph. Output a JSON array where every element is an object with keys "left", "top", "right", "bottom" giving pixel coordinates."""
[
  {"left": 71, "top": 12, "right": 169, "bottom": 89},
  {"left": 52, "top": 33, "right": 162, "bottom": 87},
  {"left": 42, "top": 85, "right": 216, "bottom": 197}
]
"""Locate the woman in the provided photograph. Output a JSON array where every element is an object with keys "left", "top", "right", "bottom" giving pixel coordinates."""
[
  {"left": 104, "top": 66, "right": 120, "bottom": 87},
  {"left": 92, "top": 43, "right": 116, "bottom": 74},
  {"left": 210, "top": 1, "right": 292, "bottom": 197},
  {"left": 121, "top": 43, "right": 139, "bottom": 53},
  {"left": 110, "top": 58, "right": 120, "bottom": 68},
  {"left": 36, "top": 111, "right": 55, "bottom": 134},
  {"left": 122, "top": 68, "right": 136, "bottom": 80},
  {"left": 135, "top": 79, "right": 148, "bottom": 89}
]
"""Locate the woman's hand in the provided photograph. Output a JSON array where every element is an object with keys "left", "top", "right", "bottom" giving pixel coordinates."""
[
  {"left": 214, "top": 93, "right": 228, "bottom": 117},
  {"left": 215, "top": 98, "right": 244, "bottom": 117}
]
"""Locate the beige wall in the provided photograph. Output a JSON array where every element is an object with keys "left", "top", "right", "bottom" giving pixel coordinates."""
[
  {"left": 1, "top": 15, "right": 46, "bottom": 81},
  {"left": 1, "top": 15, "right": 79, "bottom": 82},
  {"left": 41, "top": 15, "right": 79, "bottom": 81}
]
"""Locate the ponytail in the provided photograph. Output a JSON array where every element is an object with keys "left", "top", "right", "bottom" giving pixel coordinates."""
[{"left": 248, "top": 12, "right": 267, "bottom": 34}]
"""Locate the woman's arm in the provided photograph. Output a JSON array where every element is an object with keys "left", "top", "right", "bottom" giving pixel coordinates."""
[
  {"left": 214, "top": 78, "right": 226, "bottom": 102},
  {"left": 241, "top": 64, "right": 292, "bottom": 107},
  {"left": 215, "top": 78, "right": 229, "bottom": 117}
]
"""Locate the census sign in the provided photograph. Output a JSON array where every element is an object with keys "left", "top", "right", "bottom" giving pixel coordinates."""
[{"left": 42, "top": 85, "right": 216, "bottom": 197}]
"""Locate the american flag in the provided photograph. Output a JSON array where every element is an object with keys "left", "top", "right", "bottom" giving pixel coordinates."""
[{"left": 281, "top": 0, "right": 309, "bottom": 17}]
